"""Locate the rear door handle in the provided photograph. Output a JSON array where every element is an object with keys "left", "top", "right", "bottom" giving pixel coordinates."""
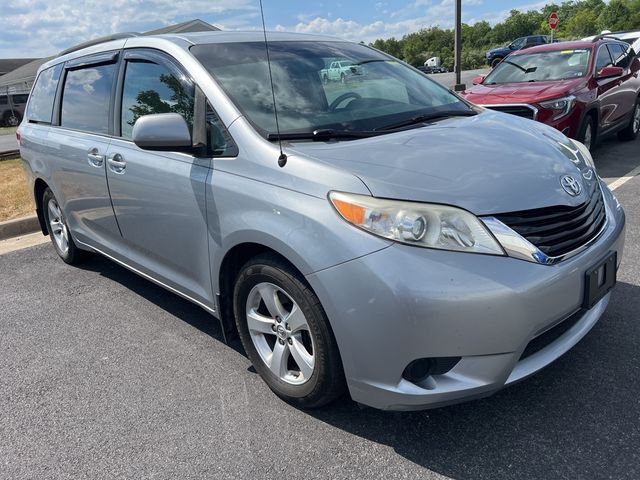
[
  {"left": 87, "top": 148, "right": 104, "bottom": 168},
  {"left": 107, "top": 153, "right": 126, "bottom": 174}
]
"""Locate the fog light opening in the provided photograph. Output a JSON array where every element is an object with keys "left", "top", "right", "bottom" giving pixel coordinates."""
[{"left": 402, "top": 357, "right": 461, "bottom": 386}]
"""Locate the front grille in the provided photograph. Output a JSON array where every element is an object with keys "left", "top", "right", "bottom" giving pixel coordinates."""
[
  {"left": 494, "top": 183, "right": 606, "bottom": 258},
  {"left": 519, "top": 310, "right": 584, "bottom": 361},
  {"left": 484, "top": 104, "right": 536, "bottom": 120}
]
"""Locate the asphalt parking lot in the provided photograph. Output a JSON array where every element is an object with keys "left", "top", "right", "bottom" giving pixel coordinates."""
[{"left": 1, "top": 136, "right": 639, "bottom": 479}]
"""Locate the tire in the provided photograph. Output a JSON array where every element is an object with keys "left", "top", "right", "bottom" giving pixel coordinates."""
[
  {"left": 42, "top": 188, "right": 87, "bottom": 265},
  {"left": 490, "top": 57, "right": 503, "bottom": 68},
  {"left": 577, "top": 114, "right": 597, "bottom": 151},
  {"left": 618, "top": 98, "right": 640, "bottom": 141},
  {"left": 4, "top": 111, "right": 21, "bottom": 127},
  {"left": 233, "top": 253, "right": 346, "bottom": 408}
]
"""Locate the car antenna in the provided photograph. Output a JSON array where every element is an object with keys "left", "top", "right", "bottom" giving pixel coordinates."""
[{"left": 259, "top": 0, "right": 287, "bottom": 167}]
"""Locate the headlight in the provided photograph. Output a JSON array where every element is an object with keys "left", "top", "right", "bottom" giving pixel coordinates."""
[
  {"left": 329, "top": 192, "right": 505, "bottom": 255},
  {"left": 539, "top": 95, "right": 577, "bottom": 120},
  {"left": 571, "top": 138, "right": 596, "bottom": 171}
]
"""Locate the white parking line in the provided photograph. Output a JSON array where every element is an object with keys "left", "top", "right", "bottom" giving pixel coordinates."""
[{"left": 607, "top": 165, "right": 640, "bottom": 191}]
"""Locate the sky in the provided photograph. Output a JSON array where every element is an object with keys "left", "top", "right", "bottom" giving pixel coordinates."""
[{"left": 0, "top": 0, "right": 548, "bottom": 58}]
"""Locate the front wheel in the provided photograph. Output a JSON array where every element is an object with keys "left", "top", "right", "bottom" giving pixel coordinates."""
[
  {"left": 577, "top": 115, "right": 596, "bottom": 151},
  {"left": 42, "top": 188, "right": 87, "bottom": 265},
  {"left": 618, "top": 99, "right": 640, "bottom": 141},
  {"left": 233, "top": 254, "right": 346, "bottom": 408},
  {"left": 490, "top": 57, "right": 503, "bottom": 68}
]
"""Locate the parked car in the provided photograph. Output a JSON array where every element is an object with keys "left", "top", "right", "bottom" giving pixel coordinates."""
[
  {"left": 486, "top": 35, "right": 550, "bottom": 68},
  {"left": 0, "top": 93, "right": 28, "bottom": 127},
  {"left": 18, "top": 31, "right": 625, "bottom": 411},
  {"left": 582, "top": 29, "right": 640, "bottom": 55},
  {"left": 464, "top": 39, "right": 640, "bottom": 150},
  {"left": 417, "top": 65, "right": 448, "bottom": 74},
  {"left": 320, "top": 60, "right": 364, "bottom": 83}
]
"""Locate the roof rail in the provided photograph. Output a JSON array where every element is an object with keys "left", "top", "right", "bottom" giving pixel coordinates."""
[
  {"left": 59, "top": 32, "right": 139, "bottom": 56},
  {"left": 591, "top": 34, "right": 624, "bottom": 43}
]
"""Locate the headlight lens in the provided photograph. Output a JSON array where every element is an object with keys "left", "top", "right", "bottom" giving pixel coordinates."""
[
  {"left": 539, "top": 95, "right": 577, "bottom": 120},
  {"left": 329, "top": 192, "right": 505, "bottom": 255}
]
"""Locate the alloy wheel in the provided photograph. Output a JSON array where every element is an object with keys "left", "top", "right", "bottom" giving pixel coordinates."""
[
  {"left": 583, "top": 122, "right": 593, "bottom": 150},
  {"left": 633, "top": 103, "right": 640, "bottom": 134},
  {"left": 47, "top": 198, "right": 69, "bottom": 255},
  {"left": 245, "top": 282, "right": 315, "bottom": 385}
]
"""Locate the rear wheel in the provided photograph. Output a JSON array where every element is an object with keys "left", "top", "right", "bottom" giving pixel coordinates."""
[
  {"left": 4, "top": 111, "right": 21, "bottom": 127},
  {"left": 42, "top": 188, "right": 87, "bottom": 265},
  {"left": 233, "top": 254, "right": 346, "bottom": 408},
  {"left": 618, "top": 99, "right": 640, "bottom": 141},
  {"left": 577, "top": 114, "right": 596, "bottom": 151}
]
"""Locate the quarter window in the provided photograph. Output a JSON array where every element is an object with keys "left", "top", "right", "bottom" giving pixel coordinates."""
[
  {"left": 607, "top": 43, "right": 631, "bottom": 69},
  {"left": 26, "top": 63, "right": 63, "bottom": 124},
  {"left": 61, "top": 63, "right": 116, "bottom": 134},
  {"left": 120, "top": 60, "right": 194, "bottom": 140}
]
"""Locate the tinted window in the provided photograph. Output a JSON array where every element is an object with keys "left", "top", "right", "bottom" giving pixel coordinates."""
[
  {"left": 607, "top": 43, "right": 631, "bottom": 69},
  {"left": 11, "top": 94, "right": 29, "bottom": 104},
  {"left": 26, "top": 63, "right": 63, "bottom": 123},
  {"left": 121, "top": 60, "right": 194, "bottom": 140},
  {"left": 595, "top": 46, "right": 613, "bottom": 71},
  {"left": 61, "top": 63, "right": 115, "bottom": 134}
]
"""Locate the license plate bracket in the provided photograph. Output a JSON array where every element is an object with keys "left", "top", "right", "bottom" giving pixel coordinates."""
[{"left": 583, "top": 251, "right": 617, "bottom": 309}]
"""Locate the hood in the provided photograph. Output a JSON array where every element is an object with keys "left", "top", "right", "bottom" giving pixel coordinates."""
[
  {"left": 463, "top": 79, "right": 583, "bottom": 104},
  {"left": 488, "top": 46, "right": 510, "bottom": 55},
  {"left": 286, "top": 111, "right": 596, "bottom": 216}
]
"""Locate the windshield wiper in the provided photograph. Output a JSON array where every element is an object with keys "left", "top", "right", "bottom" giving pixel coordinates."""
[
  {"left": 267, "top": 129, "right": 379, "bottom": 142},
  {"left": 375, "top": 110, "right": 477, "bottom": 131}
]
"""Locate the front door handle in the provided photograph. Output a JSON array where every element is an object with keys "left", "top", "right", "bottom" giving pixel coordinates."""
[
  {"left": 107, "top": 153, "right": 126, "bottom": 174},
  {"left": 87, "top": 148, "right": 104, "bottom": 168}
]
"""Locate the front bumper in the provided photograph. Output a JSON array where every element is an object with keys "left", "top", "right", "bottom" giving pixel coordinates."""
[{"left": 306, "top": 184, "right": 625, "bottom": 410}]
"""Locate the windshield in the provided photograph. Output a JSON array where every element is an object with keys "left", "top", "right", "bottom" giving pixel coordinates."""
[
  {"left": 191, "top": 41, "right": 468, "bottom": 138},
  {"left": 484, "top": 49, "right": 591, "bottom": 84}
]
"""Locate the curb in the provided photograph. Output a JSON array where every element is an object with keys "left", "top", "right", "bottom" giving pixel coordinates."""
[
  {"left": 0, "top": 215, "right": 40, "bottom": 241},
  {"left": 0, "top": 149, "right": 19, "bottom": 160}
]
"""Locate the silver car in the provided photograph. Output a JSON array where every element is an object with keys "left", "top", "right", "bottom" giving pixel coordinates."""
[{"left": 18, "top": 31, "right": 625, "bottom": 410}]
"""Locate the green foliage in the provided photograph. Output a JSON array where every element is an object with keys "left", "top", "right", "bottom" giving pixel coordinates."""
[{"left": 369, "top": 0, "right": 640, "bottom": 69}]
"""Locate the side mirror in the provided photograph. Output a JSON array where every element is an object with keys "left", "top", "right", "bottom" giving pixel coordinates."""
[
  {"left": 509, "top": 44, "right": 516, "bottom": 50},
  {"left": 596, "top": 66, "right": 624, "bottom": 79},
  {"left": 132, "top": 113, "right": 192, "bottom": 152},
  {"left": 472, "top": 75, "right": 486, "bottom": 85}
]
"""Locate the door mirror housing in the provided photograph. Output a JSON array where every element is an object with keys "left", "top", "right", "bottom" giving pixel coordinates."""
[
  {"left": 132, "top": 113, "right": 193, "bottom": 152},
  {"left": 596, "top": 66, "right": 624, "bottom": 79},
  {"left": 472, "top": 75, "right": 486, "bottom": 85}
]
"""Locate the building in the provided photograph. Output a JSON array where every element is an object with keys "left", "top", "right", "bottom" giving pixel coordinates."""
[{"left": 0, "top": 19, "right": 219, "bottom": 126}]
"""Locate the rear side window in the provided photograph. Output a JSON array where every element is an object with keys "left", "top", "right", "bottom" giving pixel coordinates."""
[
  {"left": 61, "top": 63, "right": 116, "bottom": 134},
  {"left": 26, "top": 63, "right": 63, "bottom": 123},
  {"left": 607, "top": 43, "right": 631, "bottom": 69},
  {"left": 120, "top": 60, "right": 194, "bottom": 140}
]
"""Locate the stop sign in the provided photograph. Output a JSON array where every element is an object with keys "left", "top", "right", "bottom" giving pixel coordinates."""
[{"left": 549, "top": 12, "right": 559, "bottom": 30}]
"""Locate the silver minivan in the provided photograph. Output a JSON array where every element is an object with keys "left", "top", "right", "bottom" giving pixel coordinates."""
[{"left": 18, "top": 31, "right": 625, "bottom": 411}]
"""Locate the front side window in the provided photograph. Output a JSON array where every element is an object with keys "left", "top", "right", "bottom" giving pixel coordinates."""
[
  {"left": 120, "top": 60, "right": 194, "bottom": 140},
  {"left": 595, "top": 46, "right": 613, "bottom": 72},
  {"left": 61, "top": 63, "right": 115, "bottom": 134},
  {"left": 26, "top": 63, "right": 63, "bottom": 123},
  {"left": 510, "top": 38, "right": 525, "bottom": 49},
  {"left": 483, "top": 49, "right": 591, "bottom": 84},
  {"left": 191, "top": 41, "right": 468, "bottom": 138}
]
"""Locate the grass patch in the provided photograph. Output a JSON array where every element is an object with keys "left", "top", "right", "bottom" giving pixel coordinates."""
[
  {"left": 0, "top": 126, "right": 18, "bottom": 136},
  {"left": 0, "top": 157, "right": 34, "bottom": 222}
]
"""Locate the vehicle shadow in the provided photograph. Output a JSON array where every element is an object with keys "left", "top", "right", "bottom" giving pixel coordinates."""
[
  {"left": 593, "top": 135, "right": 640, "bottom": 180},
  {"left": 307, "top": 281, "right": 640, "bottom": 479},
  {"left": 75, "top": 253, "right": 245, "bottom": 355}
]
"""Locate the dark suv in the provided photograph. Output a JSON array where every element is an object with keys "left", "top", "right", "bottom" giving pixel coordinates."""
[
  {"left": 0, "top": 93, "right": 28, "bottom": 127},
  {"left": 486, "top": 35, "right": 550, "bottom": 68}
]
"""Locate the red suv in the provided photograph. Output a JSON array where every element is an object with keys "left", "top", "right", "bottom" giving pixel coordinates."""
[{"left": 461, "top": 39, "right": 640, "bottom": 150}]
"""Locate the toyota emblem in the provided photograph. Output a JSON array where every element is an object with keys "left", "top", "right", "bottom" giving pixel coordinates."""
[{"left": 560, "top": 175, "right": 582, "bottom": 196}]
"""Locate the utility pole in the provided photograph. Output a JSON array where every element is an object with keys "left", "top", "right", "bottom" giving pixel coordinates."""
[{"left": 452, "top": 0, "right": 465, "bottom": 91}]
